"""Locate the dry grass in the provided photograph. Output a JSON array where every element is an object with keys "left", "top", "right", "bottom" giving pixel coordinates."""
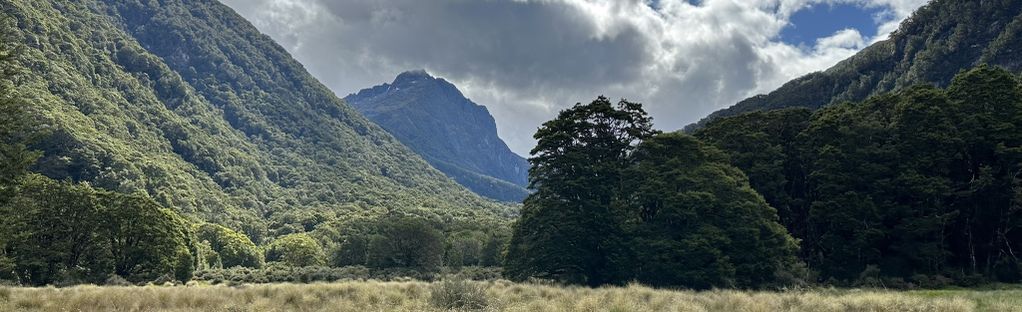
[{"left": 0, "top": 280, "right": 1017, "bottom": 312}]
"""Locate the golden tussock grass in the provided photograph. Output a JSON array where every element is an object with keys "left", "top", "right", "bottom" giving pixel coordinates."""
[{"left": 0, "top": 280, "right": 1018, "bottom": 312}]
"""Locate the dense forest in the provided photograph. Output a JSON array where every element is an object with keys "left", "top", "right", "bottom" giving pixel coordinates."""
[
  {"left": 0, "top": 0, "right": 513, "bottom": 286},
  {"left": 696, "top": 66, "right": 1022, "bottom": 286},
  {"left": 504, "top": 67, "right": 1021, "bottom": 289},
  {"left": 0, "top": 0, "right": 511, "bottom": 246},
  {"left": 689, "top": 0, "right": 1022, "bottom": 130},
  {"left": 1, "top": 74, "right": 510, "bottom": 285}
]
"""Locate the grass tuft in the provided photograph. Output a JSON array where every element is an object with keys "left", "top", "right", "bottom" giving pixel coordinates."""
[{"left": 429, "top": 279, "right": 489, "bottom": 311}]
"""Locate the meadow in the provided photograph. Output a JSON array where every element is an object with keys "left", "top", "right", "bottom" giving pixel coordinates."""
[{"left": 1, "top": 280, "right": 1019, "bottom": 312}]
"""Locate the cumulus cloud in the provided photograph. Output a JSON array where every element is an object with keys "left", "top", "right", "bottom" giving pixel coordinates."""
[{"left": 219, "top": 0, "right": 928, "bottom": 155}]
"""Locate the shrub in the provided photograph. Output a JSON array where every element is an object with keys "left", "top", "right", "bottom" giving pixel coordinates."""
[
  {"left": 429, "top": 279, "right": 489, "bottom": 311},
  {"left": 104, "top": 275, "right": 132, "bottom": 286}
]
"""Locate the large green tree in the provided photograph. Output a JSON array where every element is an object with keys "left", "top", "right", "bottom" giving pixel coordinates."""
[
  {"left": 505, "top": 96, "right": 657, "bottom": 286},
  {"left": 265, "top": 233, "right": 326, "bottom": 267},
  {"left": 3, "top": 175, "right": 195, "bottom": 285},
  {"left": 803, "top": 86, "right": 962, "bottom": 281},
  {"left": 694, "top": 109, "right": 812, "bottom": 241},
  {"left": 943, "top": 66, "right": 1022, "bottom": 282},
  {"left": 195, "top": 223, "right": 263, "bottom": 269},
  {"left": 623, "top": 133, "right": 799, "bottom": 289},
  {"left": 100, "top": 191, "right": 195, "bottom": 283},
  {"left": 367, "top": 216, "right": 444, "bottom": 272}
]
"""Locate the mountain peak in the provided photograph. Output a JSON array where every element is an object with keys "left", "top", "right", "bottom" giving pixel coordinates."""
[
  {"left": 393, "top": 69, "right": 435, "bottom": 85},
  {"left": 346, "top": 74, "right": 530, "bottom": 202}
]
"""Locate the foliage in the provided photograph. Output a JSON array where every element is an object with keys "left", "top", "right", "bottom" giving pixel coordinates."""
[
  {"left": 1, "top": 175, "right": 195, "bottom": 285},
  {"left": 698, "top": 66, "right": 1022, "bottom": 285},
  {"left": 505, "top": 96, "right": 658, "bottom": 286},
  {"left": 265, "top": 233, "right": 326, "bottom": 267},
  {"left": 315, "top": 215, "right": 508, "bottom": 272},
  {"left": 624, "top": 133, "right": 799, "bottom": 289},
  {"left": 367, "top": 217, "right": 445, "bottom": 272},
  {"left": 1, "top": 0, "right": 512, "bottom": 246},
  {"left": 191, "top": 265, "right": 502, "bottom": 284},
  {"left": 506, "top": 97, "right": 799, "bottom": 289},
  {"left": 194, "top": 223, "right": 262, "bottom": 269},
  {"left": 694, "top": 108, "right": 812, "bottom": 241},
  {"left": 690, "top": 0, "right": 1022, "bottom": 130}
]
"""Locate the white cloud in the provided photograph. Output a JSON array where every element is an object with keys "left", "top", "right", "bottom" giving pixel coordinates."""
[{"left": 219, "top": 0, "right": 929, "bottom": 155}]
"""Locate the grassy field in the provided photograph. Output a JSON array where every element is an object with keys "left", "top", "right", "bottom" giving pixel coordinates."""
[{"left": 0, "top": 280, "right": 1019, "bottom": 312}]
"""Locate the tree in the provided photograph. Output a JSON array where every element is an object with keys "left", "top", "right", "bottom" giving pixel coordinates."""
[
  {"left": 0, "top": 17, "right": 38, "bottom": 282},
  {"left": 195, "top": 223, "right": 263, "bottom": 268},
  {"left": 5, "top": 175, "right": 106, "bottom": 285},
  {"left": 943, "top": 65, "right": 1022, "bottom": 282},
  {"left": 330, "top": 234, "right": 369, "bottom": 267},
  {"left": 505, "top": 96, "right": 657, "bottom": 286},
  {"left": 265, "top": 233, "right": 326, "bottom": 267},
  {"left": 623, "top": 133, "right": 799, "bottom": 288},
  {"left": 445, "top": 231, "right": 485, "bottom": 268},
  {"left": 786, "top": 66, "right": 1022, "bottom": 284},
  {"left": 802, "top": 86, "right": 962, "bottom": 281},
  {"left": 101, "top": 191, "right": 196, "bottom": 283},
  {"left": 367, "top": 216, "right": 444, "bottom": 272},
  {"left": 3, "top": 175, "right": 196, "bottom": 285},
  {"left": 694, "top": 108, "right": 812, "bottom": 240}
]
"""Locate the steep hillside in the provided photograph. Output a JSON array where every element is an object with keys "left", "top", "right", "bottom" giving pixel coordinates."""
[
  {"left": 346, "top": 71, "right": 530, "bottom": 202},
  {"left": 1, "top": 0, "right": 510, "bottom": 241},
  {"left": 689, "top": 0, "right": 1022, "bottom": 130}
]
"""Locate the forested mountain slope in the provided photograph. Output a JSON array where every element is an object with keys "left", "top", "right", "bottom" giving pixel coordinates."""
[
  {"left": 346, "top": 71, "right": 530, "bottom": 202},
  {"left": 0, "top": 0, "right": 510, "bottom": 242},
  {"left": 689, "top": 0, "right": 1022, "bottom": 130}
]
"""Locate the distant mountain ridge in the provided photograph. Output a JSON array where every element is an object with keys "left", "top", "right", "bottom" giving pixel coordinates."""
[
  {"left": 688, "top": 0, "right": 1022, "bottom": 130},
  {"left": 346, "top": 71, "right": 530, "bottom": 202}
]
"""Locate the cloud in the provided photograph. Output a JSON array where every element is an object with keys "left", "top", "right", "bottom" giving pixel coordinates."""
[{"left": 219, "top": 0, "right": 928, "bottom": 155}]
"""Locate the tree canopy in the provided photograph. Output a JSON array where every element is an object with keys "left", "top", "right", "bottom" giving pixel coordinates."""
[
  {"left": 505, "top": 97, "right": 798, "bottom": 288},
  {"left": 698, "top": 66, "right": 1022, "bottom": 285}
]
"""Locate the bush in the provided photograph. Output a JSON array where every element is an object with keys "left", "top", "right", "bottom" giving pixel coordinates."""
[
  {"left": 429, "top": 279, "right": 489, "bottom": 311},
  {"left": 910, "top": 274, "right": 951, "bottom": 289},
  {"left": 104, "top": 275, "right": 132, "bottom": 286}
]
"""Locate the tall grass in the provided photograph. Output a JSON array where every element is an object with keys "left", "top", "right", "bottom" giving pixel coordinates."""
[{"left": 0, "top": 281, "right": 1015, "bottom": 311}]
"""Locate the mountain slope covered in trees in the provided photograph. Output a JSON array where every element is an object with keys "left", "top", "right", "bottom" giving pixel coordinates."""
[
  {"left": 346, "top": 71, "right": 529, "bottom": 202},
  {"left": 0, "top": 0, "right": 510, "bottom": 242},
  {"left": 689, "top": 0, "right": 1022, "bottom": 130}
]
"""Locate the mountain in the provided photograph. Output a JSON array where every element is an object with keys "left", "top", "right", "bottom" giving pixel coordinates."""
[
  {"left": 345, "top": 71, "right": 530, "bottom": 202},
  {"left": 1, "top": 0, "right": 510, "bottom": 242},
  {"left": 688, "top": 0, "right": 1022, "bottom": 130}
]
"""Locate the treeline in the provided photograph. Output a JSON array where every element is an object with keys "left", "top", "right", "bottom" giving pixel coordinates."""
[
  {"left": 505, "top": 66, "right": 1022, "bottom": 289},
  {"left": 0, "top": 164, "right": 509, "bottom": 286},
  {"left": 695, "top": 66, "right": 1022, "bottom": 287}
]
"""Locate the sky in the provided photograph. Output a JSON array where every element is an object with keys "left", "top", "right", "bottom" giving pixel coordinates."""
[{"left": 219, "top": 0, "right": 929, "bottom": 156}]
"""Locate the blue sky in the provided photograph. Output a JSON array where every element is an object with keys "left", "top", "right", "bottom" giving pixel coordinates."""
[
  {"left": 781, "top": 3, "right": 888, "bottom": 47},
  {"left": 222, "top": 0, "right": 929, "bottom": 155}
]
